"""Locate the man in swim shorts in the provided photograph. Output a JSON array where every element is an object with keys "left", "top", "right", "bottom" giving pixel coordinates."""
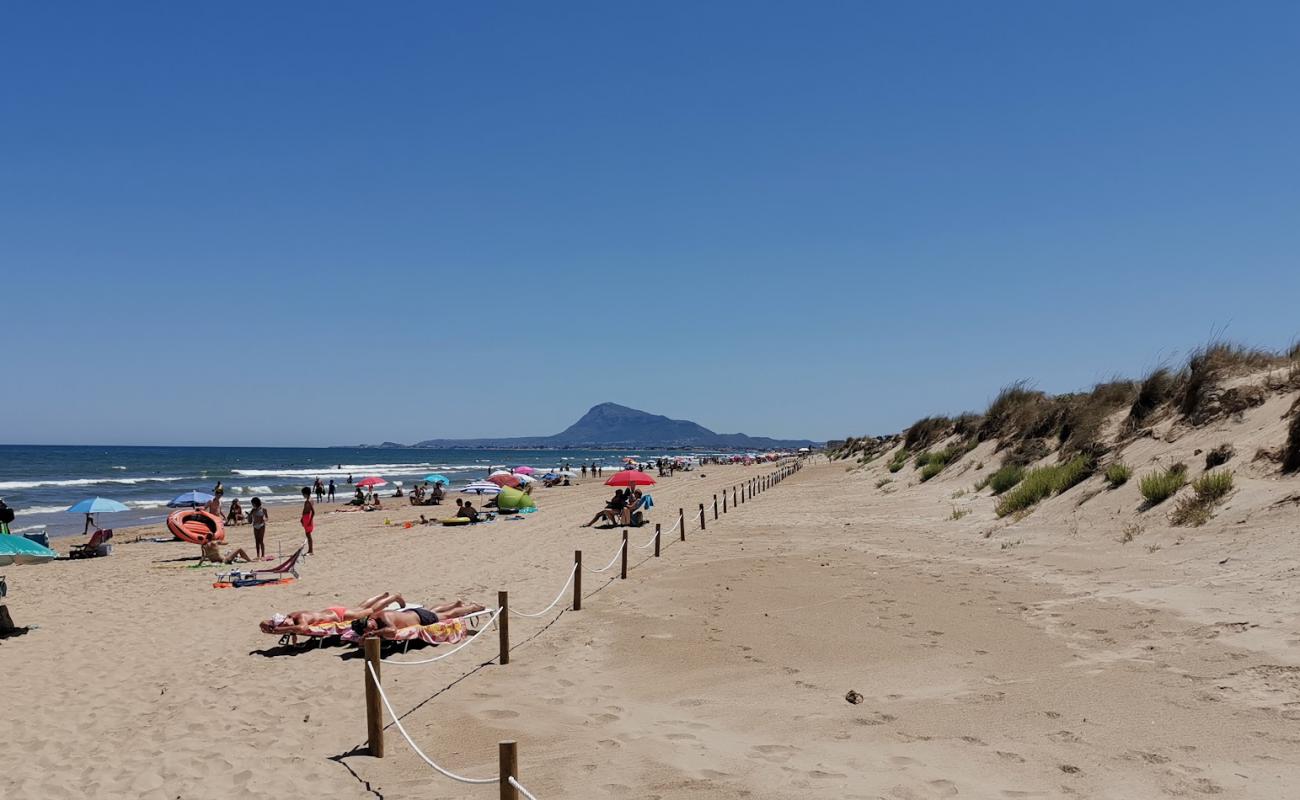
[{"left": 350, "top": 599, "right": 487, "bottom": 638}]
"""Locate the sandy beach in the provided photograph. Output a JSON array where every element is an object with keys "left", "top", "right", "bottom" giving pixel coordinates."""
[{"left": 4, "top": 435, "right": 1299, "bottom": 798}]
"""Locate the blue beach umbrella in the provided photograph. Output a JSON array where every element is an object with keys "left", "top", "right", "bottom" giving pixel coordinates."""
[
  {"left": 422, "top": 474, "right": 451, "bottom": 485},
  {"left": 167, "top": 490, "right": 214, "bottom": 508},
  {"left": 0, "top": 534, "right": 58, "bottom": 566},
  {"left": 460, "top": 481, "right": 502, "bottom": 496},
  {"left": 65, "top": 497, "right": 130, "bottom": 515}
]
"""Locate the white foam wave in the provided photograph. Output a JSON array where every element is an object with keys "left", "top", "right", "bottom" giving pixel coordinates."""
[
  {"left": 112, "top": 465, "right": 127, "bottom": 470},
  {"left": 232, "top": 485, "right": 274, "bottom": 495},
  {"left": 231, "top": 462, "right": 472, "bottom": 479},
  {"left": 16, "top": 504, "right": 71, "bottom": 515},
  {"left": 0, "top": 475, "right": 194, "bottom": 491}
]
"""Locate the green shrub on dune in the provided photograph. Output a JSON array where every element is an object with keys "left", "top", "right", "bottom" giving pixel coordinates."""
[
  {"left": 987, "top": 465, "right": 1025, "bottom": 494},
  {"left": 1139, "top": 464, "right": 1187, "bottom": 505},
  {"left": 994, "top": 455, "right": 1094, "bottom": 517},
  {"left": 1104, "top": 462, "right": 1132, "bottom": 488}
]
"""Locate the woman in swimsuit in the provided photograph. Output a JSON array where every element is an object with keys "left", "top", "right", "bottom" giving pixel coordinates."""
[
  {"left": 259, "top": 592, "right": 409, "bottom": 633},
  {"left": 300, "top": 487, "right": 315, "bottom": 554}
]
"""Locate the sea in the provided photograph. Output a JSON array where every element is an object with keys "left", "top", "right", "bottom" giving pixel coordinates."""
[{"left": 0, "top": 445, "right": 647, "bottom": 538}]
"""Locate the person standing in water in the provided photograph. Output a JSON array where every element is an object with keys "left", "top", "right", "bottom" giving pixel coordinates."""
[
  {"left": 248, "top": 497, "right": 269, "bottom": 558},
  {"left": 300, "top": 487, "right": 315, "bottom": 554},
  {"left": 327, "top": 479, "right": 336, "bottom": 503}
]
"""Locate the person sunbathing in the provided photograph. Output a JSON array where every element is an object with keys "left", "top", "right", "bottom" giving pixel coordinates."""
[
  {"left": 582, "top": 489, "right": 626, "bottom": 527},
  {"left": 260, "top": 592, "right": 410, "bottom": 633},
  {"left": 200, "top": 537, "right": 253, "bottom": 565},
  {"left": 350, "top": 600, "right": 488, "bottom": 638}
]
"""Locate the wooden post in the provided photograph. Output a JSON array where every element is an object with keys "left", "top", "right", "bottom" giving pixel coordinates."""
[
  {"left": 699, "top": 503, "right": 706, "bottom": 530},
  {"left": 733, "top": 486, "right": 738, "bottom": 506},
  {"left": 499, "top": 740, "right": 519, "bottom": 800},
  {"left": 573, "top": 550, "right": 582, "bottom": 611},
  {"left": 364, "top": 637, "right": 384, "bottom": 758},
  {"left": 620, "top": 530, "right": 628, "bottom": 579},
  {"left": 678, "top": 508, "right": 685, "bottom": 540},
  {"left": 498, "top": 590, "right": 510, "bottom": 665},
  {"left": 713, "top": 494, "right": 718, "bottom": 520},
  {"left": 654, "top": 523, "right": 661, "bottom": 557},
  {"left": 723, "top": 491, "right": 727, "bottom": 513}
]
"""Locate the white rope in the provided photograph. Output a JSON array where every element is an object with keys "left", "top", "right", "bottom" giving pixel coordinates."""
[
  {"left": 509, "top": 776, "right": 541, "bottom": 800},
  {"left": 365, "top": 661, "right": 499, "bottom": 784},
  {"left": 381, "top": 607, "right": 504, "bottom": 666},
  {"left": 581, "top": 539, "right": 625, "bottom": 574},
  {"left": 514, "top": 564, "right": 577, "bottom": 618}
]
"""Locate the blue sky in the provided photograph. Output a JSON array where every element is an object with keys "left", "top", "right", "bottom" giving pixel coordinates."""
[{"left": 2, "top": 2, "right": 1298, "bottom": 446}]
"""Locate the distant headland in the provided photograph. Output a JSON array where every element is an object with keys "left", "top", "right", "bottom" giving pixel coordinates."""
[{"left": 362, "top": 403, "right": 820, "bottom": 450}]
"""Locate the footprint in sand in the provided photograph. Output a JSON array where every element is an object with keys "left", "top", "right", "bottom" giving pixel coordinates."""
[
  {"left": 996, "top": 751, "right": 1025, "bottom": 763},
  {"left": 589, "top": 712, "right": 620, "bottom": 723},
  {"left": 665, "top": 733, "right": 696, "bottom": 741},
  {"left": 749, "top": 744, "right": 798, "bottom": 763},
  {"left": 1046, "top": 730, "right": 1082, "bottom": 744},
  {"left": 484, "top": 709, "right": 519, "bottom": 720},
  {"left": 597, "top": 739, "right": 621, "bottom": 749}
]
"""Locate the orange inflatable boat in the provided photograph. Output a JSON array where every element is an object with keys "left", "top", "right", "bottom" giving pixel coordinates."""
[{"left": 167, "top": 509, "right": 225, "bottom": 544}]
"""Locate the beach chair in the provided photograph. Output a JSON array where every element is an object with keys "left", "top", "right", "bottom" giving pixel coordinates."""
[
  {"left": 213, "top": 545, "right": 304, "bottom": 588},
  {"left": 68, "top": 530, "right": 113, "bottom": 559}
]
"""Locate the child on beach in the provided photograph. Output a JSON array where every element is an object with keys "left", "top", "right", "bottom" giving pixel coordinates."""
[
  {"left": 249, "top": 497, "right": 268, "bottom": 558},
  {"left": 300, "top": 487, "right": 315, "bottom": 554}
]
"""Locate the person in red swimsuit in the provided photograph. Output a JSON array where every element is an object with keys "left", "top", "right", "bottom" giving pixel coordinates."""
[{"left": 300, "top": 487, "right": 315, "bottom": 554}]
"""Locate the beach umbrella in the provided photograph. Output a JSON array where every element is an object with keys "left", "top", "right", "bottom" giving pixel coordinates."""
[
  {"left": 167, "top": 490, "right": 214, "bottom": 508},
  {"left": 604, "top": 470, "right": 657, "bottom": 488},
  {"left": 0, "top": 534, "right": 58, "bottom": 567},
  {"left": 514, "top": 466, "right": 535, "bottom": 475},
  {"left": 460, "top": 481, "right": 502, "bottom": 495},
  {"left": 356, "top": 476, "right": 387, "bottom": 488},
  {"left": 489, "top": 470, "right": 513, "bottom": 477},
  {"left": 556, "top": 470, "right": 578, "bottom": 477},
  {"left": 541, "top": 472, "right": 560, "bottom": 481},
  {"left": 515, "top": 473, "right": 536, "bottom": 484},
  {"left": 423, "top": 473, "right": 451, "bottom": 485},
  {"left": 486, "top": 474, "right": 521, "bottom": 488},
  {"left": 65, "top": 497, "right": 130, "bottom": 515}
]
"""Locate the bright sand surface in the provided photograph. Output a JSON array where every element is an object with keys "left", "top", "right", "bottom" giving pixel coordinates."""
[{"left": 3, "top": 458, "right": 1299, "bottom": 798}]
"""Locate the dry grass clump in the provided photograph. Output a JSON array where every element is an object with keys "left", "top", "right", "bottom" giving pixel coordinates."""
[
  {"left": 1124, "top": 367, "right": 1177, "bottom": 431},
  {"left": 952, "top": 412, "right": 983, "bottom": 438},
  {"left": 994, "top": 455, "right": 1094, "bottom": 517},
  {"left": 1170, "top": 470, "right": 1235, "bottom": 526},
  {"left": 904, "top": 416, "right": 952, "bottom": 452},
  {"left": 1179, "top": 342, "right": 1280, "bottom": 420},
  {"left": 1204, "top": 443, "right": 1234, "bottom": 469},
  {"left": 987, "top": 465, "right": 1025, "bottom": 494},
  {"left": 1283, "top": 413, "right": 1300, "bottom": 473},
  {"left": 979, "top": 382, "right": 1047, "bottom": 441},
  {"left": 875, "top": 477, "right": 892, "bottom": 489},
  {"left": 1139, "top": 463, "right": 1188, "bottom": 505},
  {"left": 1104, "top": 462, "right": 1132, "bottom": 488}
]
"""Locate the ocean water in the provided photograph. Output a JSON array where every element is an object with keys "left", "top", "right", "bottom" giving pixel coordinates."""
[{"left": 0, "top": 445, "right": 643, "bottom": 537}]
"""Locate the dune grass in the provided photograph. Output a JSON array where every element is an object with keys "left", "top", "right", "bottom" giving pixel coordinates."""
[
  {"left": 1170, "top": 470, "right": 1235, "bottom": 526},
  {"left": 994, "top": 455, "right": 1093, "bottom": 517},
  {"left": 887, "top": 448, "right": 910, "bottom": 473},
  {"left": 1138, "top": 464, "right": 1188, "bottom": 505},
  {"left": 920, "top": 462, "right": 944, "bottom": 481},
  {"left": 1104, "top": 462, "right": 1132, "bottom": 488},
  {"left": 988, "top": 465, "right": 1025, "bottom": 494},
  {"left": 1285, "top": 414, "right": 1300, "bottom": 473}
]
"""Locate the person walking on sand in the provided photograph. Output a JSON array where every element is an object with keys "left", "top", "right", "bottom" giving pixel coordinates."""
[
  {"left": 0, "top": 498, "right": 14, "bottom": 535},
  {"left": 327, "top": 479, "right": 336, "bottom": 503},
  {"left": 207, "top": 489, "right": 223, "bottom": 519},
  {"left": 300, "top": 487, "right": 316, "bottom": 554},
  {"left": 249, "top": 496, "right": 269, "bottom": 558},
  {"left": 314, "top": 478, "right": 325, "bottom": 503}
]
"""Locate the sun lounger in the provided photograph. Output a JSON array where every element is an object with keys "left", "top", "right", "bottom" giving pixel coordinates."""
[
  {"left": 264, "top": 613, "right": 479, "bottom": 650},
  {"left": 213, "top": 546, "right": 304, "bottom": 588},
  {"left": 68, "top": 530, "right": 113, "bottom": 559}
]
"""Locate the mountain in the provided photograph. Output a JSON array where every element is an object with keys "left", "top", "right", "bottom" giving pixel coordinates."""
[{"left": 405, "top": 403, "right": 819, "bottom": 450}]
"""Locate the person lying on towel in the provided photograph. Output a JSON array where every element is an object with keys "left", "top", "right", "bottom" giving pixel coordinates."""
[
  {"left": 261, "top": 591, "right": 411, "bottom": 633},
  {"left": 349, "top": 599, "right": 487, "bottom": 638}
]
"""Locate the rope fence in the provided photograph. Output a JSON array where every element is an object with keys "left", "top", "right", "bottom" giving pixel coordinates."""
[{"left": 353, "top": 458, "right": 806, "bottom": 797}]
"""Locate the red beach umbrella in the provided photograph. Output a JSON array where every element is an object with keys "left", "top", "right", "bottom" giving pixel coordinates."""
[
  {"left": 356, "top": 476, "right": 387, "bottom": 488},
  {"left": 487, "top": 474, "right": 521, "bottom": 488},
  {"left": 604, "top": 470, "right": 656, "bottom": 488}
]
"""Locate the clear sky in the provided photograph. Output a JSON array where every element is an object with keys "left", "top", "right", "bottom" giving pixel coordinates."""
[{"left": 3, "top": 2, "right": 1298, "bottom": 446}]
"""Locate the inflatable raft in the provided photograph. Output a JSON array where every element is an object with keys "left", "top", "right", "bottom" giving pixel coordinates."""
[{"left": 167, "top": 509, "right": 225, "bottom": 544}]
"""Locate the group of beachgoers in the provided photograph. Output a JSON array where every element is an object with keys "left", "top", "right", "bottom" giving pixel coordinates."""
[
  {"left": 581, "top": 487, "right": 652, "bottom": 528},
  {"left": 259, "top": 591, "right": 487, "bottom": 639}
]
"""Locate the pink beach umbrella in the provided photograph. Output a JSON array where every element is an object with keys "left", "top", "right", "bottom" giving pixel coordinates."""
[
  {"left": 513, "top": 466, "right": 536, "bottom": 475},
  {"left": 356, "top": 476, "right": 387, "bottom": 488}
]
